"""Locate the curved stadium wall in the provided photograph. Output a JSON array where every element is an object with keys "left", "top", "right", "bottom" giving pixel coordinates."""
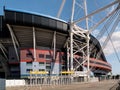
[{"left": 0, "top": 9, "right": 111, "bottom": 78}]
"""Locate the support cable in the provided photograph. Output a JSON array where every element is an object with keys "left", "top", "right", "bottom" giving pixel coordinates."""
[
  {"left": 91, "top": 12, "right": 120, "bottom": 73},
  {"left": 74, "top": 0, "right": 119, "bottom": 24},
  {"left": 101, "top": 13, "right": 120, "bottom": 50},
  {"left": 89, "top": 8, "right": 118, "bottom": 33},
  {"left": 96, "top": 10, "right": 119, "bottom": 40},
  {"left": 106, "top": 24, "right": 120, "bottom": 64},
  {"left": 110, "top": 38, "right": 120, "bottom": 63},
  {"left": 89, "top": 10, "right": 120, "bottom": 72},
  {"left": 90, "top": 9, "right": 119, "bottom": 53},
  {"left": 96, "top": 13, "right": 120, "bottom": 61},
  {"left": 57, "top": 0, "right": 66, "bottom": 18}
]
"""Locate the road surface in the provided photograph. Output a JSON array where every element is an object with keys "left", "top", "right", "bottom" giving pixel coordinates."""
[{"left": 6, "top": 80, "right": 119, "bottom": 90}]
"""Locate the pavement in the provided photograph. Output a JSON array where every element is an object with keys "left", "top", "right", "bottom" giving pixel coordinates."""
[{"left": 6, "top": 80, "right": 119, "bottom": 90}]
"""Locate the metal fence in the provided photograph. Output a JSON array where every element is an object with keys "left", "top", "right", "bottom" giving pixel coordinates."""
[
  {"left": 25, "top": 75, "right": 85, "bottom": 87},
  {"left": 6, "top": 76, "right": 120, "bottom": 90}
]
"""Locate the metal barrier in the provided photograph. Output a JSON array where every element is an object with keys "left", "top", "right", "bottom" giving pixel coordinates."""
[
  {"left": 25, "top": 74, "right": 118, "bottom": 87},
  {"left": 25, "top": 75, "right": 85, "bottom": 87},
  {"left": 26, "top": 71, "right": 78, "bottom": 86},
  {"left": 6, "top": 76, "right": 119, "bottom": 90}
]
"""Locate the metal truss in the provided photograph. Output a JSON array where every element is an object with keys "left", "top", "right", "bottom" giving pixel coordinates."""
[
  {"left": 74, "top": 0, "right": 119, "bottom": 24},
  {"left": 66, "top": 24, "right": 90, "bottom": 78},
  {"left": 65, "top": 0, "right": 90, "bottom": 79},
  {"left": 0, "top": 42, "right": 10, "bottom": 77},
  {"left": 0, "top": 54, "right": 10, "bottom": 78},
  {"left": 0, "top": 42, "right": 8, "bottom": 60},
  {"left": 64, "top": 0, "right": 120, "bottom": 79}
]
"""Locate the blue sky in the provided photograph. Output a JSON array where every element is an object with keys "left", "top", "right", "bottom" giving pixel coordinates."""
[{"left": 0, "top": 0, "right": 120, "bottom": 75}]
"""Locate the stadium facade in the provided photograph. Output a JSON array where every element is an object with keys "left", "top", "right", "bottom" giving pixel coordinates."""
[{"left": 0, "top": 9, "right": 111, "bottom": 78}]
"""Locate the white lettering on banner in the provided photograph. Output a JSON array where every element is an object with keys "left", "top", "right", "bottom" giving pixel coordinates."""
[{"left": 74, "top": 71, "right": 87, "bottom": 77}]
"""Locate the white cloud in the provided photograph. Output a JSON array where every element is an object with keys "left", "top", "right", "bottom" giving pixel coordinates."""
[
  {"left": 106, "top": 5, "right": 116, "bottom": 15},
  {"left": 91, "top": 29, "right": 99, "bottom": 37},
  {"left": 100, "top": 31, "right": 120, "bottom": 55}
]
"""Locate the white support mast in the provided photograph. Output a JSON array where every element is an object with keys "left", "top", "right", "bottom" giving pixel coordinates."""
[
  {"left": 67, "top": 0, "right": 91, "bottom": 79},
  {"left": 7, "top": 24, "right": 19, "bottom": 61},
  {"left": 84, "top": 0, "right": 90, "bottom": 79},
  {"left": 70, "top": 0, "right": 75, "bottom": 71},
  {"left": 67, "top": 42, "right": 70, "bottom": 71},
  {"left": 53, "top": 31, "right": 56, "bottom": 60},
  {"left": 33, "top": 27, "right": 36, "bottom": 61}
]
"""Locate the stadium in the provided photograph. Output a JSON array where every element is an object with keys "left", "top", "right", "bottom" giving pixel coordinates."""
[{"left": 0, "top": 9, "right": 111, "bottom": 79}]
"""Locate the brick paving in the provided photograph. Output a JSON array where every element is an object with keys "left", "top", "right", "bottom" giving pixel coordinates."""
[{"left": 6, "top": 80, "right": 119, "bottom": 90}]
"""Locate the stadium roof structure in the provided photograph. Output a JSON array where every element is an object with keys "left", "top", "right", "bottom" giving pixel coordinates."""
[
  {"left": 0, "top": 9, "right": 107, "bottom": 60},
  {"left": 0, "top": 9, "right": 111, "bottom": 78}
]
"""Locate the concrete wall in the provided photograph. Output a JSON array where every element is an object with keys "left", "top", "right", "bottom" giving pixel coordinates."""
[
  {"left": 51, "top": 63, "right": 61, "bottom": 75},
  {"left": 20, "top": 49, "right": 63, "bottom": 77},
  {"left": 20, "top": 62, "right": 46, "bottom": 76},
  {"left": 0, "top": 78, "right": 5, "bottom": 90},
  {"left": 6, "top": 79, "right": 25, "bottom": 87},
  {"left": 0, "top": 79, "right": 25, "bottom": 88}
]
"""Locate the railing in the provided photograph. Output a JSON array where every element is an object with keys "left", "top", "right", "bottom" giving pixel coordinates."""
[
  {"left": 6, "top": 76, "right": 120, "bottom": 90},
  {"left": 26, "top": 75, "right": 84, "bottom": 86}
]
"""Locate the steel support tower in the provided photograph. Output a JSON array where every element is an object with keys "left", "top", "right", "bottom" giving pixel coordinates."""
[{"left": 63, "top": 0, "right": 90, "bottom": 79}]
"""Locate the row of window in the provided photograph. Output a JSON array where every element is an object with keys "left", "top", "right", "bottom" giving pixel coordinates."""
[
  {"left": 26, "top": 69, "right": 45, "bottom": 72},
  {"left": 26, "top": 53, "right": 52, "bottom": 60},
  {"left": 26, "top": 62, "right": 51, "bottom": 66},
  {"left": 38, "top": 54, "right": 52, "bottom": 59},
  {"left": 26, "top": 67, "right": 51, "bottom": 73}
]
